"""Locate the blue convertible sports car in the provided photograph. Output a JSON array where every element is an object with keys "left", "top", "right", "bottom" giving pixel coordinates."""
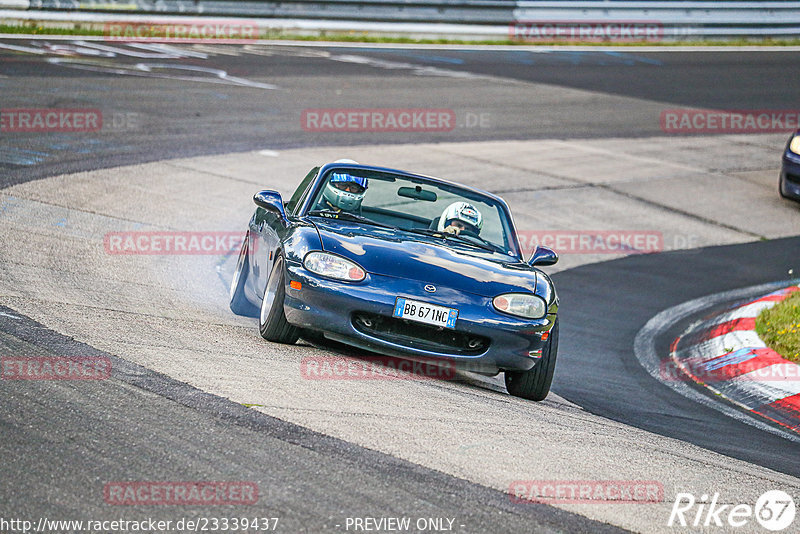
[{"left": 230, "top": 161, "right": 560, "bottom": 400}]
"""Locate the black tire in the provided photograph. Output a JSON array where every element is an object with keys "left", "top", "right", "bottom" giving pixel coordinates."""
[
  {"left": 505, "top": 318, "right": 559, "bottom": 401},
  {"left": 258, "top": 253, "right": 299, "bottom": 344},
  {"left": 229, "top": 235, "right": 258, "bottom": 317}
]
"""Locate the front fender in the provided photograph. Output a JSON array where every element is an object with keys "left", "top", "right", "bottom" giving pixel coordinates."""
[
  {"left": 282, "top": 222, "right": 323, "bottom": 266},
  {"left": 535, "top": 271, "right": 559, "bottom": 315}
]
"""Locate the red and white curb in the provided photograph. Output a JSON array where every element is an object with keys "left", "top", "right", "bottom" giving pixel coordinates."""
[{"left": 670, "top": 284, "right": 800, "bottom": 434}]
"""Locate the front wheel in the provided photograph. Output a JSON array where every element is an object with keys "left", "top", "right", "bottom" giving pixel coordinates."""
[
  {"left": 505, "top": 318, "right": 559, "bottom": 401},
  {"left": 259, "top": 253, "right": 299, "bottom": 344}
]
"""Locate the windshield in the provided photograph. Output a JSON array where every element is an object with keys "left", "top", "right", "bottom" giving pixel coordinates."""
[{"left": 306, "top": 167, "right": 519, "bottom": 257}]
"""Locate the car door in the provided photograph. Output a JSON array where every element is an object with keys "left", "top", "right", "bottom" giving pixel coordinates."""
[
  {"left": 252, "top": 207, "right": 282, "bottom": 298},
  {"left": 252, "top": 167, "right": 320, "bottom": 299}
]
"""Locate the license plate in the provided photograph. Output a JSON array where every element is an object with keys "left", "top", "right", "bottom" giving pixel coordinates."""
[{"left": 392, "top": 297, "right": 458, "bottom": 329}]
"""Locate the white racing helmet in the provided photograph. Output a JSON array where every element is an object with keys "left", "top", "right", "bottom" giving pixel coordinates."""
[
  {"left": 438, "top": 201, "right": 483, "bottom": 235},
  {"left": 322, "top": 172, "right": 369, "bottom": 211}
]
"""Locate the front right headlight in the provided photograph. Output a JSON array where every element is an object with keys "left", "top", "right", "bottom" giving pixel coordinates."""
[
  {"left": 493, "top": 293, "right": 547, "bottom": 319},
  {"left": 790, "top": 135, "right": 800, "bottom": 155},
  {"left": 303, "top": 251, "right": 366, "bottom": 282}
]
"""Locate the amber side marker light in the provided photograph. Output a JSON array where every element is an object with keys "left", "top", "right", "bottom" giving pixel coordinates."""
[{"left": 290, "top": 281, "right": 302, "bottom": 290}]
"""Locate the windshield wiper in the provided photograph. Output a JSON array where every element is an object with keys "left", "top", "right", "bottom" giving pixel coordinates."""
[
  {"left": 406, "top": 228, "right": 501, "bottom": 253},
  {"left": 307, "top": 209, "right": 396, "bottom": 229},
  {"left": 452, "top": 232, "right": 506, "bottom": 253}
]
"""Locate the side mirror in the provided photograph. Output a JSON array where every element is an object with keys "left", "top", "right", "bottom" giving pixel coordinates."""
[
  {"left": 528, "top": 245, "right": 558, "bottom": 267},
  {"left": 253, "top": 190, "right": 286, "bottom": 219}
]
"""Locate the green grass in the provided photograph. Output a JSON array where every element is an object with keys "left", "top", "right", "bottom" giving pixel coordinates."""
[
  {"left": 3, "top": 22, "right": 800, "bottom": 46},
  {"left": 756, "top": 290, "right": 800, "bottom": 363},
  {"left": 0, "top": 23, "right": 105, "bottom": 36}
]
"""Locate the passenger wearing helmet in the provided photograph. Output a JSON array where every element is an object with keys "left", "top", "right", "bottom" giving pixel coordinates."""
[
  {"left": 320, "top": 172, "right": 369, "bottom": 212},
  {"left": 437, "top": 201, "right": 482, "bottom": 236}
]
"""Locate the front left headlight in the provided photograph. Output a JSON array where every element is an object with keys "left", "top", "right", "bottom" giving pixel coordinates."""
[
  {"left": 493, "top": 293, "right": 547, "bottom": 319},
  {"left": 303, "top": 251, "right": 366, "bottom": 282},
  {"left": 790, "top": 135, "right": 800, "bottom": 155}
]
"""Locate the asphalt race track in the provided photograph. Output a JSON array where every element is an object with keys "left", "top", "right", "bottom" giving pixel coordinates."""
[
  {"left": 0, "top": 306, "right": 618, "bottom": 534},
  {"left": 1, "top": 39, "right": 800, "bottom": 533},
  {"left": 2, "top": 42, "right": 800, "bottom": 186},
  {"left": 553, "top": 237, "right": 800, "bottom": 476}
]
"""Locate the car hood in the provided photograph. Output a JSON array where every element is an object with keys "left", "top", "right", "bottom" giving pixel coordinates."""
[{"left": 312, "top": 221, "right": 539, "bottom": 297}]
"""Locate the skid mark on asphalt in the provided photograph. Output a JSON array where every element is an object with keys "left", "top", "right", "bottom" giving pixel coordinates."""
[
  {"left": 0, "top": 40, "right": 206, "bottom": 59},
  {"left": 431, "top": 140, "right": 770, "bottom": 240},
  {"left": 596, "top": 184, "right": 765, "bottom": 240},
  {"left": 68, "top": 40, "right": 196, "bottom": 59},
  {"left": 0, "top": 147, "right": 49, "bottom": 166},
  {"left": 124, "top": 42, "right": 210, "bottom": 58},
  {"left": 46, "top": 58, "right": 280, "bottom": 89},
  {"left": 0, "top": 137, "right": 136, "bottom": 167},
  {"left": 327, "top": 53, "right": 484, "bottom": 79},
  {"left": 363, "top": 48, "right": 663, "bottom": 67},
  {"left": 1, "top": 39, "right": 277, "bottom": 89}
]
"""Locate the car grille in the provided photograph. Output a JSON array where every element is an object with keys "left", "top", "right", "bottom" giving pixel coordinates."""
[
  {"left": 785, "top": 172, "right": 800, "bottom": 185},
  {"left": 351, "top": 312, "right": 489, "bottom": 356}
]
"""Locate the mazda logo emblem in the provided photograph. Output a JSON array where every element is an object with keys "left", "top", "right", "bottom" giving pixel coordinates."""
[{"left": 424, "top": 284, "right": 436, "bottom": 293}]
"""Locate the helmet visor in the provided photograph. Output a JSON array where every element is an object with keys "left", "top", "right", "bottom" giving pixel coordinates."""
[{"left": 330, "top": 173, "right": 368, "bottom": 194}]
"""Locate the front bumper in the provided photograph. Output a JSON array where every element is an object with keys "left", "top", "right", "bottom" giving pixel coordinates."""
[
  {"left": 781, "top": 153, "right": 800, "bottom": 200},
  {"left": 283, "top": 260, "right": 555, "bottom": 373}
]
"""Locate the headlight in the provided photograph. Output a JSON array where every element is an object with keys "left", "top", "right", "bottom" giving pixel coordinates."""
[
  {"left": 790, "top": 136, "right": 800, "bottom": 155},
  {"left": 303, "top": 251, "right": 366, "bottom": 282},
  {"left": 493, "top": 293, "right": 546, "bottom": 319}
]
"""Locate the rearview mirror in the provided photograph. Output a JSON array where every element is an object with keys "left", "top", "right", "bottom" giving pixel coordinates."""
[
  {"left": 398, "top": 186, "right": 437, "bottom": 202},
  {"left": 528, "top": 245, "right": 558, "bottom": 267},
  {"left": 253, "top": 190, "right": 286, "bottom": 219}
]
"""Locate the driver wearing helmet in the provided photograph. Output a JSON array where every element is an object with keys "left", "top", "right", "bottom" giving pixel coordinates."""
[
  {"left": 438, "top": 201, "right": 482, "bottom": 236},
  {"left": 320, "top": 172, "right": 369, "bottom": 213}
]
